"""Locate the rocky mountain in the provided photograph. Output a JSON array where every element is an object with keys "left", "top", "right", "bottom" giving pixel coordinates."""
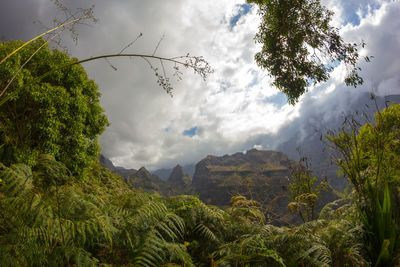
[
  {"left": 99, "top": 155, "right": 196, "bottom": 196},
  {"left": 100, "top": 150, "right": 339, "bottom": 225},
  {"left": 150, "top": 168, "right": 171, "bottom": 181},
  {"left": 152, "top": 164, "right": 196, "bottom": 180},
  {"left": 192, "top": 149, "right": 338, "bottom": 225},
  {"left": 166, "top": 165, "right": 193, "bottom": 195},
  {"left": 123, "top": 167, "right": 169, "bottom": 196},
  {"left": 192, "top": 149, "right": 291, "bottom": 206},
  {"left": 99, "top": 154, "right": 116, "bottom": 171},
  {"left": 99, "top": 155, "right": 168, "bottom": 196}
]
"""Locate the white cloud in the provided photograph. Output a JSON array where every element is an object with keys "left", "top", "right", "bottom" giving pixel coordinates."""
[
  {"left": 1, "top": 0, "right": 399, "bottom": 170},
  {"left": 61, "top": 0, "right": 400, "bottom": 169},
  {"left": 86, "top": 0, "right": 295, "bottom": 169}
]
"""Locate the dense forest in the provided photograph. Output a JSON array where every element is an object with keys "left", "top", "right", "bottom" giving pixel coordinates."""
[{"left": 1, "top": 0, "right": 400, "bottom": 266}]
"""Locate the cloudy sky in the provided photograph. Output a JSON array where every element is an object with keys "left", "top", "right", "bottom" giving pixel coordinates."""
[{"left": 1, "top": 0, "right": 399, "bottom": 170}]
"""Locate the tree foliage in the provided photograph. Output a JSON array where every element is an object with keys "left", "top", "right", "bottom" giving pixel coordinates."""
[
  {"left": 228, "top": 195, "right": 266, "bottom": 225},
  {"left": 0, "top": 3, "right": 398, "bottom": 265},
  {"left": 248, "top": 0, "right": 363, "bottom": 104},
  {"left": 328, "top": 102, "right": 400, "bottom": 266},
  {"left": 0, "top": 39, "right": 108, "bottom": 178},
  {"left": 1, "top": 109, "right": 397, "bottom": 266},
  {"left": 287, "top": 150, "right": 327, "bottom": 222}
]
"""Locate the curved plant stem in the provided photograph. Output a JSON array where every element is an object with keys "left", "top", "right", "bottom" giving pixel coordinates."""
[
  {"left": 0, "top": 31, "right": 61, "bottom": 98},
  {"left": 0, "top": 17, "right": 82, "bottom": 65},
  {"left": 0, "top": 53, "right": 212, "bottom": 107}
]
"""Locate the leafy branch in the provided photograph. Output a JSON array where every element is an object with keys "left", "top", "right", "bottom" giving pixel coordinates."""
[{"left": 248, "top": 0, "right": 369, "bottom": 104}]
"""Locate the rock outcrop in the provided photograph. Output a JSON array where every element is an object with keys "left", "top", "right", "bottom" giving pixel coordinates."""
[
  {"left": 122, "top": 166, "right": 168, "bottom": 196},
  {"left": 99, "top": 154, "right": 117, "bottom": 171},
  {"left": 192, "top": 149, "right": 338, "bottom": 225},
  {"left": 166, "top": 165, "right": 193, "bottom": 195},
  {"left": 100, "top": 150, "right": 339, "bottom": 225},
  {"left": 192, "top": 150, "right": 291, "bottom": 217},
  {"left": 98, "top": 155, "right": 168, "bottom": 196}
]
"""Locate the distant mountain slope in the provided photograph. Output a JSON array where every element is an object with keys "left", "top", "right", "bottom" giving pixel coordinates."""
[
  {"left": 192, "top": 149, "right": 338, "bottom": 225},
  {"left": 152, "top": 164, "right": 196, "bottom": 180},
  {"left": 99, "top": 155, "right": 194, "bottom": 196},
  {"left": 99, "top": 155, "right": 167, "bottom": 195},
  {"left": 151, "top": 168, "right": 171, "bottom": 181},
  {"left": 167, "top": 165, "right": 193, "bottom": 195},
  {"left": 192, "top": 149, "right": 292, "bottom": 206},
  {"left": 99, "top": 154, "right": 116, "bottom": 171},
  {"left": 123, "top": 167, "right": 169, "bottom": 196},
  {"left": 100, "top": 150, "right": 339, "bottom": 225}
]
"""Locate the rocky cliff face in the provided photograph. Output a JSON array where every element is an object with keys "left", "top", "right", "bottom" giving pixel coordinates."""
[
  {"left": 98, "top": 155, "right": 168, "bottom": 196},
  {"left": 193, "top": 150, "right": 291, "bottom": 201},
  {"left": 100, "top": 150, "right": 339, "bottom": 225},
  {"left": 192, "top": 149, "right": 338, "bottom": 225},
  {"left": 99, "top": 155, "right": 193, "bottom": 196},
  {"left": 152, "top": 164, "right": 196, "bottom": 180},
  {"left": 166, "top": 165, "right": 193, "bottom": 195},
  {"left": 121, "top": 166, "right": 169, "bottom": 196},
  {"left": 99, "top": 154, "right": 116, "bottom": 171}
]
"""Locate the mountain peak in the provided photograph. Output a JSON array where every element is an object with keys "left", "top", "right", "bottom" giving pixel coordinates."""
[
  {"left": 168, "top": 164, "right": 185, "bottom": 184},
  {"left": 99, "top": 154, "right": 116, "bottom": 170},
  {"left": 174, "top": 164, "right": 183, "bottom": 169},
  {"left": 136, "top": 167, "right": 151, "bottom": 178}
]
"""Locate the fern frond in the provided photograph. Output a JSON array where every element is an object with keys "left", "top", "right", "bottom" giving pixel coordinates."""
[
  {"left": 300, "top": 243, "right": 331, "bottom": 267},
  {"left": 194, "top": 223, "right": 218, "bottom": 243}
]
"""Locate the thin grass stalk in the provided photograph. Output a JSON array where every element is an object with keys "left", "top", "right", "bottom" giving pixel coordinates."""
[
  {"left": 0, "top": 17, "right": 82, "bottom": 65},
  {"left": 0, "top": 53, "right": 211, "bottom": 107},
  {"left": 0, "top": 30, "right": 62, "bottom": 98}
]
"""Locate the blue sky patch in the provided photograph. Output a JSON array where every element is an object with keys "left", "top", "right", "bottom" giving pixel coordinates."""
[
  {"left": 342, "top": 1, "right": 382, "bottom": 26},
  {"left": 248, "top": 76, "right": 258, "bottom": 88},
  {"left": 183, "top": 126, "right": 198, "bottom": 137},
  {"left": 325, "top": 59, "right": 340, "bottom": 72},
  {"left": 344, "top": 12, "right": 361, "bottom": 26},
  {"left": 247, "top": 69, "right": 258, "bottom": 88},
  {"left": 230, "top": 4, "right": 251, "bottom": 28},
  {"left": 263, "top": 93, "right": 288, "bottom": 108},
  {"left": 219, "top": 81, "right": 231, "bottom": 93}
]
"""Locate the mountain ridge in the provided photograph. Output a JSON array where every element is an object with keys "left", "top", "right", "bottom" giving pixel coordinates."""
[{"left": 100, "top": 148, "right": 339, "bottom": 225}]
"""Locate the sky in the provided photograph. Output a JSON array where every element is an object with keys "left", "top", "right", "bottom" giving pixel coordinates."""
[{"left": 1, "top": 0, "right": 399, "bottom": 170}]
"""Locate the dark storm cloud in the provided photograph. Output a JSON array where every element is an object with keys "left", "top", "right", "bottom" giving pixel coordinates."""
[{"left": 0, "top": 1, "right": 44, "bottom": 41}]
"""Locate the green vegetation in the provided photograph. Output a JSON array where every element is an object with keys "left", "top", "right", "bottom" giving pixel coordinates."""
[
  {"left": 0, "top": 158, "right": 194, "bottom": 266},
  {"left": 0, "top": 39, "right": 108, "bottom": 178},
  {"left": 288, "top": 152, "right": 328, "bottom": 222},
  {"left": 0, "top": 3, "right": 399, "bottom": 265},
  {"left": 248, "top": 0, "right": 363, "bottom": 104},
  {"left": 1, "top": 69, "right": 398, "bottom": 265},
  {"left": 0, "top": 155, "right": 371, "bottom": 266},
  {"left": 328, "top": 102, "right": 400, "bottom": 266}
]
